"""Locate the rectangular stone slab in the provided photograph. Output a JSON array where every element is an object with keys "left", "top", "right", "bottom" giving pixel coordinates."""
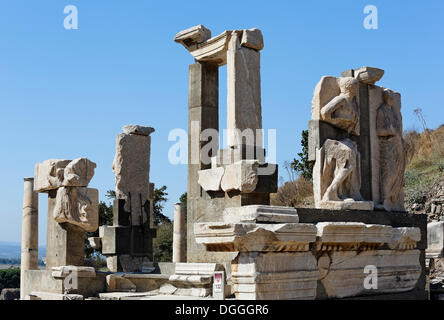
[{"left": 223, "top": 205, "right": 299, "bottom": 223}]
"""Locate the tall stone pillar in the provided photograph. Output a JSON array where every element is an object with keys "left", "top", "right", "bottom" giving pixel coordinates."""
[
  {"left": 20, "top": 178, "right": 38, "bottom": 299},
  {"left": 173, "top": 203, "right": 186, "bottom": 263},
  {"left": 187, "top": 61, "right": 219, "bottom": 262}
]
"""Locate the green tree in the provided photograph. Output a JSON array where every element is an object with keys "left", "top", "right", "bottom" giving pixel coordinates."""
[
  {"left": 153, "top": 185, "right": 171, "bottom": 225},
  {"left": 291, "top": 130, "right": 314, "bottom": 180},
  {"left": 179, "top": 192, "right": 187, "bottom": 223},
  {"left": 0, "top": 268, "right": 20, "bottom": 290}
]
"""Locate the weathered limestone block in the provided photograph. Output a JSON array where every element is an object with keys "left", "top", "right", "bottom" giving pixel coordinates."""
[
  {"left": 106, "top": 274, "right": 136, "bottom": 293},
  {"left": 174, "top": 24, "right": 212, "bottom": 51},
  {"left": 319, "top": 250, "right": 421, "bottom": 298},
  {"left": 112, "top": 126, "right": 154, "bottom": 225},
  {"left": 223, "top": 205, "right": 299, "bottom": 223},
  {"left": 232, "top": 251, "right": 318, "bottom": 300},
  {"left": 63, "top": 158, "right": 96, "bottom": 187},
  {"left": 350, "top": 66, "right": 384, "bottom": 85},
  {"left": 197, "top": 167, "right": 224, "bottom": 191},
  {"left": 34, "top": 159, "right": 71, "bottom": 192},
  {"left": 221, "top": 160, "right": 259, "bottom": 193},
  {"left": 227, "top": 31, "right": 262, "bottom": 147},
  {"left": 166, "top": 263, "right": 225, "bottom": 298},
  {"left": 174, "top": 263, "right": 225, "bottom": 276},
  {"left": 53, "top": 187, "right": 99, "bottom": 232},
  {"left": 241, "top": 28, "right": 264, "bottom": 51},
  {"left": 51, "top": 266, "right": 96, "bottom": 279},
  {"left": 313, "top": 138, "right": 373, "bottom": 210},
  {"left": 388, "top": 227, "right": 421, "bottom": 250},
  {"left": 315, "top": 222, "right": 393, "bottom": 251},
  {"left": 123, "top": 125, "right": 155, "bottom": 136},
  {"left": 195, "top": 222, "right": 317, "bottom": 252},
  {"left": 427, "top": 221, "right": 444, "bottom": 258}
]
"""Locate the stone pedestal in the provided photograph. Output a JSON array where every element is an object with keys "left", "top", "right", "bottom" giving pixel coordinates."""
[
  {"left": 46, "top": 191, "right": 85, "bottom": 268},
  {"left": 21, "top": 178, "right": 39, "bottom": 299},
  {"left": 194, "top": 206, "right": 318, "bottom": 300},
  {"left": 100, "top": 199, "right": 157, "bottom": 272}
]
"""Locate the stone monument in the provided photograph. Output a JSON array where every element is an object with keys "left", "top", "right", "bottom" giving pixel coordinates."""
[
  {"left": 309, "top": 67, "right": 406, "bottom": 211},
  {"left": 174, "top": 25, "right": 278, "bottom": 267}
]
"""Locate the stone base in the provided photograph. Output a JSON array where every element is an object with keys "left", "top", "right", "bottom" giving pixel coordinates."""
[
  {"left": 21, "top": 269, "right": 106, "bottom": 300},
  {"left": 297, "top": 208, "right": 427, "bottom": 299},
  {"left": 232, "top": 252, "right": 318, "bottom": 300},
  {"left": 318, "top": 200, "right": 374, "bottom": 211}
]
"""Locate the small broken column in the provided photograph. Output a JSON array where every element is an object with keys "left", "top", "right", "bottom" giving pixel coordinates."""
[
  {"left": 173, "top": 203, "right": 186, "bottom": 263},
  {"left": 20, "top": 178, "right": 39, "bottom": 299}
]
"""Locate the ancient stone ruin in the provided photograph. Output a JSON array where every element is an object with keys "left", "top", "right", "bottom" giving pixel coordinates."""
[{"left": 19, "top": 25, "right": 427, "bottom": 300}]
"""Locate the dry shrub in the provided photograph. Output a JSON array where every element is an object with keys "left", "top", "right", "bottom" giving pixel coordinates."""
[
  {"left": 405, "top": 124, "right": 444, "bottom": 169},
  {"left": 270, "top": 176, "right": 314, "bottom": 208}
]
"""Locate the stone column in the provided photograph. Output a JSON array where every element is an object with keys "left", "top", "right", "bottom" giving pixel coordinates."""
[
  {"left": 20, "top": 178, "right": 38, "bottom": 299},
  {"left": 187, "top": 61, "right": 219, "bottom": 262},
  {"left": 226, "top": 30, "right": 263, "bottom": 148},
  {"left": 173, "top": 203, "right": 186, "bottom": 263}
]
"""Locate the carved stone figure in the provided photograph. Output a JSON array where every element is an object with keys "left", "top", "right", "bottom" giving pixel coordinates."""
[
  {"left": 53, "top": 187, "right": 98, "bottom": 232},
  {"left": 320, "top": 77, "right": 360, "bottom": 136},
  {"left": 313, "top": 138, "right": 372, "bottom": 210},
  {"left": 375, "top": 88, "right": 406, "bottom": 211}
]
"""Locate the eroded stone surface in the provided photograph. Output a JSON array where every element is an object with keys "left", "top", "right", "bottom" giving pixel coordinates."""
[
  {"left": 227, "top": 31, "right": 262, "bottom": 147},
  {"left": 221, "top": 160, "right": 259, "bottom": 193},
  {"left": 241, "top": 28, "right": 264, "bottom": 51},
  {"left": 353, "top": 66, "right": 384, "bottom": 84},
  {"left": 320, "top": 250, "right": 421, "bottom": 298},
  {"left": 53, "top": 187, "right": 99, "bottom": 232},
  {"left": 198, "top": 167, "right": 224, "bottom": 191},
  {"left": 388, "top": 227, "right": 421, "bottom": 250},
  {"left": 195, "top": 222, "right": 317, "bottom": 252},
  {"left": 122, "top": 125, "right": 155, "bottom": 136},
  {"left": 112, "top": 128, "right": 153, "bottom": 225},
  {"left": 34, "top": 159, "right": 71, "bottom": 192},
  {"left": 63, "top": 158, "right": 96, "bottom": 187},
  {"left": 232, "top": 251, "right": 318, "bottom": 300}
]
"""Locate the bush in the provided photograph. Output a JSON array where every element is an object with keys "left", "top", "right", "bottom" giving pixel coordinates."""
[
  {"left": 271, "top": 176, "right": 313, "bottom": 207},
  {"left": 153, "top": 223, "right": 173, "bottom": 262},
  {"left": 0, "top": 268, "right": 20, "bottom": 290}
]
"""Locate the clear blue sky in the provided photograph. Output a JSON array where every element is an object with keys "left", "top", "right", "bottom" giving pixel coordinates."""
[{"left": 0, "top": 0, "right": 443, "bottom": 244}]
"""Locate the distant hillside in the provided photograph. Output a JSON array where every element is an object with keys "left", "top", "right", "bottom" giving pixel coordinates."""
[
  {"left": 0, "top": 241, "right": 46, "bottom": 260},
  {"left": 404, "top": 124, "right": 444, "bottom": 218}
]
